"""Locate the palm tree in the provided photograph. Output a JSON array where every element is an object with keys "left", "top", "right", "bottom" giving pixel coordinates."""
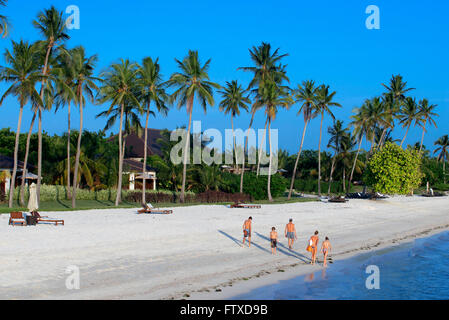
[
  {"left": 314, "top": 85, "right": 341, "bottom": 196},
  {"left": 167, "top": 50, "right": 220, "bottom": 203},
  {"left": 0, "top": 40, "right": 43, "bottom": 208},
  {"left": 398, "top": 97, "right": 420, "bottom": 147},
  {"left": 68, "top": 46, "right": 99, "bottom": 208},
  {"left": 238, "top": 42, "right": 288, "bottom": 192},
  {"left": 382, "top": 74, "right": 415, "bottom": 106},
  {"left": 218, "top": 80, "right": 250, "bottom": 170},
  {"left": 362, "top": 97, "right": 388, "bottom": 153},
  {"left": 326, "top": 120, "right": 348, "bottom": 195},
  {"left": 417, "top": 98, "right": 438, "bottom": 152},
  {"left": 253, "top": 80, "right": 292, "bottom": 201},
  {"left": 33, "top": 6, "right": 69, "bottom": 203},
  {"left": 348, "top": 105, "right": 368, "bottom": 191},
  {"left": 53, "top": 49, "right": 77, "bottom": 200},
  {"left": 137, "top": 57, "right": 169, "bottom": 204},
  {"left": 434, "top": 135, "right": 449, "bottom": 184},
  {"left": 288, "top": 80, "right": 318, "bottom": 199},
  {"left": 97, "top": 59, "right": 140, "bottom": 206},
  {"left": 0, "top": 0, "right": 9, "bottom": 38}
]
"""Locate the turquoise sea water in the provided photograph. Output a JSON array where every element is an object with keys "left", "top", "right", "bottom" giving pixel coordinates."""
[{"left": 233, "top": 231, "right": 449, "bottom": 300}]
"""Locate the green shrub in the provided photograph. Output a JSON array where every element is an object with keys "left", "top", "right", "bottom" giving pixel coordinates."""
[
  {"left": 433, "top": 183, "right": 449, "bottom": 191},
  {"left": 7, "top": 185, "right": 192, "bottom": 202},
  {"left": 364, "top": 142, "right": 423, "bottom": 194},
  {"left": 294, "top": 179, "right": 344, "bottom": 194},
  {"left": 220, "top": 172, "right": 287, "bottom": 200}
]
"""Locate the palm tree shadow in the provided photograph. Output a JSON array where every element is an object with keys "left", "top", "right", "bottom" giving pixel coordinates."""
[
  {"left": 217, "top": 230, "right": 271, "bottom": 254},
  {"left": 255, "top": 232, "right": 309, "bottom": 262}
]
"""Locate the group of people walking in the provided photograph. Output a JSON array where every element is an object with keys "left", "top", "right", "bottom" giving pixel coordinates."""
[{"left": 242, "top": 217, "right": 332, "bottom": 267}]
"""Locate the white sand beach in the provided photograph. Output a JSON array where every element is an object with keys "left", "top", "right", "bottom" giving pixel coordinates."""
[{"left": 1, "top": 196, "right": 448, "bottom": 300}]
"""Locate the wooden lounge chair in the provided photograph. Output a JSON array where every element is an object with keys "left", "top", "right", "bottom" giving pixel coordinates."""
[
  {"left": 137, "top": 203, "right": 173, "bottom": 215},
  {"left": 31, "top": 211, "right": 64, "bottom": 226},
  {"left": 9, "top": 212, "right": 26, "bottom": 226},
  {"left": 230, "top": 202, "right": 261, "bottom": 209},
  {"left": 328, "top": 196, "right": 348, "bottom": 203}
]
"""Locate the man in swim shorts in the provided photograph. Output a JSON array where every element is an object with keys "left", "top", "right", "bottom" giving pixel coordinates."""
[
  {"left": 284, "top": 218, "right": 297, "bottom": 249},
  {"left": 321, "top": 237, "right": 332, "bottom": 267},
  {"left": 242, "top": 216, "right": 252, "bottom": 247},
  {"left": 270, "top": 227, "right": 278, "bottom": 255}
]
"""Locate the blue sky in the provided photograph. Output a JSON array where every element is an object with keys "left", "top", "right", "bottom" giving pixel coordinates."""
[{"left": 0, "top": 0, "right": 448, "bottom": 154}]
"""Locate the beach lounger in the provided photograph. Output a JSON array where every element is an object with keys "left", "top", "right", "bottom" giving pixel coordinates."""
[
  {"left": 9, "top": 212, "right": 26, "bottom": 226},
  {"left": 328, "top": 196, "right": 348, "bottom": 203},
  {"left": 230, "top": 203, "right": 261, "bottom": 209},
  {"left": 31, "top": 211, "right": 64, "bottom": 226},
  {"left": 137, "top": 203, "right": 173, "bottom": 215}
]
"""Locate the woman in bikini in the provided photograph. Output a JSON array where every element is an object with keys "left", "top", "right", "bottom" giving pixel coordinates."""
[{"left": 321, "top": 237, "right": 332, "bottom": 267}]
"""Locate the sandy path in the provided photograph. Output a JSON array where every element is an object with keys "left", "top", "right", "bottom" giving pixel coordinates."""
[{"left": 0, "top": 196, "right": 448, "bottom": 299}]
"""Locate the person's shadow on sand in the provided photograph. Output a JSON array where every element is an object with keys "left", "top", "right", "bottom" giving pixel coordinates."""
[
  {"left": 217, "top": 230, "right": 271, "bottom": 254},
  {"left": 255, "top": 232, "right": 309, "bottom": 262}
]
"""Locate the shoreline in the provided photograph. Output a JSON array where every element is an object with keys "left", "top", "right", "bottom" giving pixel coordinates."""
[
  {"left": 1, "top": 196, "right": 448, "bottom": 300},
  {"left": 187, "top": 224, "right": 449, "bottom": 300}
]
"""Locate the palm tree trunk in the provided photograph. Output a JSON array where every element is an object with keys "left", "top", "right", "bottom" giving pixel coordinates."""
[
  {"left": 19, "top": 110, "right": 37, "bottom": 206},
  {"left": 379, "top": 128, "right": 387, "bottom": 148},
  {"left": 256, "top": 118, "right": 268, "bottom": 176},
  {"left": 37, "top": 108, "right": 42, "bottom": 204},
  {"left": 36, "top": 42, "right": 53, "bottom": 206},
  {"left": 342, "top": 166, "right": 346, "bottom": 192},
  {"left": 400, "top": 123, "right": 411, "bottom": 148},
  {"left": 115, "top": 103, "right": 125, "bottom": 206},
  {"left": 240, "top": 112, "right": 255, "bottom": 193},
  {"left": 419, "top": 119, "right": 427, "bottom": 152},
  {"left": 67, "top": 101, "right": 72, "bottom": 199},
  {"left": 72, "top": 92, "right": 83, "bottom": 209},
  {"left": 180, "top": 95, "right": 194, "bottom": 203},
  {"left": 327, "top": 155, "right": 336, "bottom": 196},
  {"left": 267, "top": 118, "right": 273, "bottom": 202},
  {"left": 142, "top": 102, "right": 151, "bottom": 204},
  {"left": 231, "top": 115, "right": 236, "bottom": 170},
  {"left": 348, "top": 134, "right": 363, "bottom": 192},
  {"left": 317, "top": 113, "right": 324, "bottom": 196},
  {"left": 8, "top": 103, "right": 24, "bottom": 208},
  {"left": 443, "top": 159, "right": 446, "bottom": 185},
  {"left": 288, "top": 120, "right": 309, "bottom": 199}
]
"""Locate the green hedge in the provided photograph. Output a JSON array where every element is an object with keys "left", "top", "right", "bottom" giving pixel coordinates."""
[
  {"left": 221, "top": 172, "right": 287, "bottom": 200},
  {"left": 433, "top": 183, "right": 449, "bottom": 191},
  {"left": 294, "top": 179, "right": 345, "bottom": 194},
  {"left": 7, "top": 185, "right": 194, "bottom": 202}
]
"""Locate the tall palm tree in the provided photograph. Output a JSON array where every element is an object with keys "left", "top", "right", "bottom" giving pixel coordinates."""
[
  {"left": 287, "top": 80, "right": 318, "bottom": 199},
  {"left": 167, "top": 50, "right": 220, "bottom": 203},
  {"left": 0, "top": 0, "right": 9, "bottom": 38},
  {"left": 362, "top": 97, "right": 388, "bottom": 153},
  {"left": 98, "top": 59, "right": 140, "bottom": 206},
  {"left": 33, "top": 6, "right": 69, "bottom": 203},
  {"left": 348, "top": 105, "right": 368, "bottom": 191},
  {"left": 238, "top": 42, "right": 288, "bottom": 192},
  {"left": 253, "top": 80, "right": 292, "bottom": 201},
  {"left": 314, "top": 85, "right": 341, "bottom": 196},
  {"left": 434, "top": 135, "right": 449, "bottom": 184},
  {"left": 53, "top": 49, "right": 77, "bottom": 200},
  {"left": 68, "top": 46, "right": 99, "bottom": 208},
  {"left": 137, "top": 57, "right": 169, "bottom": 204},
  {"left": 382, "top": 74, "right": 414, "bottom": 106},
  {"left": 398, "top": 97, "right": 420, "bottom": 147},
  {"left": 326, "top": 120, "right": 348, "bottom": 195},
  {"left": 417, "top": 98, "right": 438, "bottom": 152},
  {"left": 0, "top": 40, "right": 43, "bottom": 208},
  {"left": 218, "top": 80, "right": 250, "bottom": 170}
]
